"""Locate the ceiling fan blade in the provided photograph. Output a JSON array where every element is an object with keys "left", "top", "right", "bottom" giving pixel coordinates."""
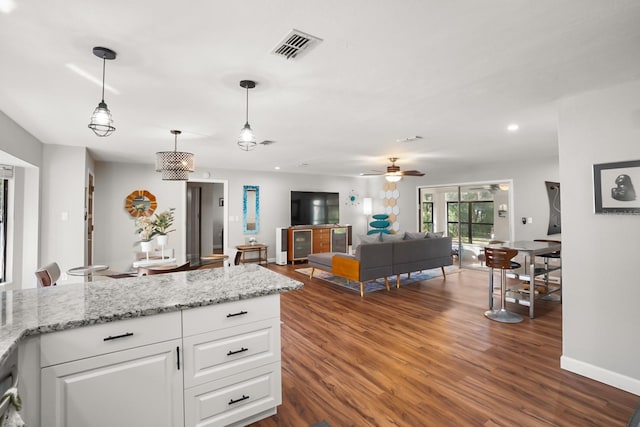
[
  {"left": 400, "top": 170, "right": 425, "bottom": 176},
  {"left": 360, "top": 172, "right": 384, "bottom": 176}
]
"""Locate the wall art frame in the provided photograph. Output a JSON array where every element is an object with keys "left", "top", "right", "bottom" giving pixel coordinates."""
[{"left": 593, "top": 160, "right": 640, "bottom": 214}]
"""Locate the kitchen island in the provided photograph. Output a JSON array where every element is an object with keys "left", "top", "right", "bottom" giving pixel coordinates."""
[{"left": 1, "top": 264, "right": 303, "bottom": 427}]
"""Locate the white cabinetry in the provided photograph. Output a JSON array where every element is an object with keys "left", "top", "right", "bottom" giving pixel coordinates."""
[
  {"left": 41, "top": 339, "right": 184, "bottom": 427},
  {"left": 40, "top": 311, "right": 183, "bottom": 427},
  {"left": 182, "top": 294, "right": 282, "bottom": 427},
  {"left": 38, "top": 295, "right": 281, "bottom": 427}
]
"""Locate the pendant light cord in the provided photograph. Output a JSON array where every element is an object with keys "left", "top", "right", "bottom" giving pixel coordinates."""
[
  {"left": 174, "top": 133, "right": 178, "bottom": 153},
  {"left": 101, "top": 56, "right": 106, "bottom": 103},
  {"left": 245, "top": 85, "right": 249, "bottom": 125}
]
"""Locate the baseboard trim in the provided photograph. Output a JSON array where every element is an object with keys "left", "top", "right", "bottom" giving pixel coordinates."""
[{"left": 561, "top": 355, "right": 640, "bottom": 396}]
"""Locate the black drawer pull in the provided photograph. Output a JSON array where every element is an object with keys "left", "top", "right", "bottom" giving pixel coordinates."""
[
  {"left": 227, "top": 347, "right": 248, "bottom": 356},
  {"left": 226, "top": 310, "right": 248, "bottom": 318},
  {"left": 103, "top": 332, "right": 134, "bottom": 341},
  {"left": 228, "top": 395, "right": 250, "bottom": 405}
]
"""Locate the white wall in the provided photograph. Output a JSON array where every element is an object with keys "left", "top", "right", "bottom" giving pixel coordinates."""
[
  {"left": 558, "top": 79, "right": 640, "bottom": 395},
  {"left": 94, "top": 162, "right": 188, "bottom": 272},
  {"left": 0, "top": 111, "right": 42, "bottom": 289},
  {"left": 93, "top": 163, "right": 370, "bottom": 270},
  {"left": 40, "top": 145, "right": 87, "bottom": 283},
  {"left": 384, "top": 157, "right": 560, "bottom": 241}
]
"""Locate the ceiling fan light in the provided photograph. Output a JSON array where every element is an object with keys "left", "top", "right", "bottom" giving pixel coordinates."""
[
  {"left": 88, "top": 101, "right": 115, "bottom": 137},
  {"left": 385, "top": 174, "right": 402, "bottom": 183}
]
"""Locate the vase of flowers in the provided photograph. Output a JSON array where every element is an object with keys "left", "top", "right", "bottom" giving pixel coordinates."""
[
  {"left": 152, "top": 208, "right": 175, "bottom": 244},
  {"left": 135, "top": 216, "right": 154, "bottom": 254}
]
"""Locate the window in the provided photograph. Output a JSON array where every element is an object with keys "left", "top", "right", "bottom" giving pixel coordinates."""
[
  {"left": 447, "top": 200, "right": 494, "bottom": 244},
  {"left": 419, "top": 192, "right": 434, "bottom": 232},
  {"left": 0, "top": 179, "right": 7, "bottom": 282}
]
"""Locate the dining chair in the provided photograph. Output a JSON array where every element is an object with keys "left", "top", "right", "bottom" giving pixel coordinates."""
[
  {"left": 35, "top": 262, "right": 61, "bottom": 287},
  {"left": 137, "top": 262, "right": 191, "bottom": 276}
]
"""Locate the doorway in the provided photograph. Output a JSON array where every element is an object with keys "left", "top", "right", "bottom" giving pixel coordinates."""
[{"left": 186, "top": 181, "right": 227, "bottom": 265}]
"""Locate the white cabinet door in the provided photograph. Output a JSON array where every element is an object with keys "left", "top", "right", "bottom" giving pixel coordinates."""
[{"left": 41, "top": 339, "right": 184, "bottom": 427}]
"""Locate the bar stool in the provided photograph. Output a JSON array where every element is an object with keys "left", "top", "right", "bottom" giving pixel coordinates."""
[
  {"left": 534, "top": 239, "right": 562, "bottom": 302},
  {"left": 484, "top": 247, "right": 523, "bottom": 323}
]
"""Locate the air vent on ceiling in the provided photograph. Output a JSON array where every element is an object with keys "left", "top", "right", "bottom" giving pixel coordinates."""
[{"left": 272, "top": 29, "right": 322, "bottom": 60}]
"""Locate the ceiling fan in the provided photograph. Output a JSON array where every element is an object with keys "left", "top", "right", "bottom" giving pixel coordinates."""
[{"left": 361, "top": 157, "right": 425, "bottom": 182}]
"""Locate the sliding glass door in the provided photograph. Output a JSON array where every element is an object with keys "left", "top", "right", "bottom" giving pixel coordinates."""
[{"left": 418, "top": 183, "right": 512, "bottom": 269}]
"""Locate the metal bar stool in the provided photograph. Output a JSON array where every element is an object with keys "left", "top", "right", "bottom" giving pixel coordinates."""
[
  {"left": 484, "top": 247, "right": 523, "bottom": 323},
  {"left": 534, "top": 239, "right": 562, "bottom": 302},
  {"left": 481, "top": 241, "right": 521, "bottom": 310}
]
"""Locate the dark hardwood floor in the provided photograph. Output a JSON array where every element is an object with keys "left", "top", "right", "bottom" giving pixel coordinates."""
[{"left": 250, "top": 263, "right": 638, "bottom": 427}]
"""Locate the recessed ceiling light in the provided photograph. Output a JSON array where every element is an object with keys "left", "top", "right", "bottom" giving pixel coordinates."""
[
  {"left": 274, "top": 166, "right": 280, "bottom": 170},
  {"left": 0, "top": 0, "right": 16, "bottom": 14},
  {"left": 507, "top": 123, "right": 519, "bottom": 132}
]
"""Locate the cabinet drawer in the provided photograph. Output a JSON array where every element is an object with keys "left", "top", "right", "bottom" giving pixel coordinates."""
[
  {"left": 40, "top": 311, "right": 182, "bottom": 367},
  {"left": 183, "top": 318, "right": 280, "bottom": 388},
  {"left": 184, "top": 362, "right": 281, "bottom": 427},
  {"left": 182, "top": 294, "right": 279, "bottom": 337}
]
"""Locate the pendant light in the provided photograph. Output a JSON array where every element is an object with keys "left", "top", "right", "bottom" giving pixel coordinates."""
[
  {"left": 155, "top": 130, "right": 195, "bottom": 181},
  {"left": 237, "top": 80, "right": 257, "bottom": 151},
  {"left": 88, "top": 47, "right": 117, "bottom": 137}
]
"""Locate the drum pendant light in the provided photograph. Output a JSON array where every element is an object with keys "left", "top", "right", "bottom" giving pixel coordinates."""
[
  {"left": 88, "top": 47, "right": 117, "bottom": 137},
  {"left": 237, "top": 80, "right": 257, "bottom": 151},
  {"left": 155, "top": 130, "right": 195, "bottom": 181}
]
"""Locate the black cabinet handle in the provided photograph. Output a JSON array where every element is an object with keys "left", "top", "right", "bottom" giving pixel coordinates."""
[
  {"left": 227, "top": 347, "right": 248, "bottom": 356},
  {"left": 226, "top": 310, "right": 248, "bottom": 318},
  {"left": 176, "top": 346, "right": 180, "bottom": 370},
  {"left": 103, "top": 332, "right": 134, "bottom": 341},
  {"left": 228, "top": 395, "right": 250, "bottom": 405}
]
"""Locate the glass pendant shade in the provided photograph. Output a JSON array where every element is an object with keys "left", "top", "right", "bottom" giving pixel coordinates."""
[
  {"left": 88, "top": 101, "right": 115, "bottom": 137},
  {"left": 385, "top": 174, "right": 402, "bottom": 183},
  {"left": 237, "top": 122, "right": 257, "bottom": 151},
  {"left": 155, "top": 130, "right": 195, "bottom": 181},
  {"left": 238, "top": 80, "right": 257, "bottom": 151},
  {"left": 88, "top": 47, "right": 117, "bottom": 137}
]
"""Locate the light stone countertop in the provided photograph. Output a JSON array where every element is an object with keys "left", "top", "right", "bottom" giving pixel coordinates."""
[{"left": 0, "top": 264, "right": 303, "bottom": 366}]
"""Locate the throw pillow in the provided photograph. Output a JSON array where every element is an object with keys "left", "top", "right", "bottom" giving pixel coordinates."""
[
  {"left": 358, "top": 234, "right": 382, "bottom": 244},
  {"left": 426, "top": 231, "right": 444, "bottom": 238},
  {"left": 404, "top": 231, "right": 427, "bottom": 240},
  {"left": 381, "top": 232, "right": 405, "bottom": 242}
]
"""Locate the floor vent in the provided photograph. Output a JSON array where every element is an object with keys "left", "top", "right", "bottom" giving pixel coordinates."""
[{"left": 271, "top": 29, "right": 322, "bottom": 60}]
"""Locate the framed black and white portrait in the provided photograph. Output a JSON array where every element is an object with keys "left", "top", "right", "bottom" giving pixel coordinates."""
[{"left": 593, "top": 160, "right": 640, "bottom": 214}]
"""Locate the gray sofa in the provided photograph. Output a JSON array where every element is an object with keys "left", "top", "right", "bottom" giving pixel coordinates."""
[{"left": 308, "top": 235, "right": 453, "bottom": 297}]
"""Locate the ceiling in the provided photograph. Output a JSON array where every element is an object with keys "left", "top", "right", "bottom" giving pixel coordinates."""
[{"left": 1, "top": 0, "right": 640, "bottom": 178}]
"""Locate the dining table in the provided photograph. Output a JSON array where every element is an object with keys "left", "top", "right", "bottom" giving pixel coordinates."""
[
  {"left": 486, "top": 240, "right": 562, "bottom": 319},
  {"left": 67, "top": 264, "right": 109, "bottom": 282}
]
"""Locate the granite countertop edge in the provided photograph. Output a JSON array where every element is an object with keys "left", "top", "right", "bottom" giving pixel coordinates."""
[{"left": 0, "top": 266, "right": 303, "bottom": 367}]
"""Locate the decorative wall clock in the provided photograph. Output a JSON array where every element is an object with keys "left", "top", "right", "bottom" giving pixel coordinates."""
[{"left": 346, "top": 189, "right": 360, "bottom": 206}]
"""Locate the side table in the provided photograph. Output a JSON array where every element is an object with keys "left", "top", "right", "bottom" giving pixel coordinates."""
[{"left": 235, "top": 244, "right": 268, "bottom": 265}]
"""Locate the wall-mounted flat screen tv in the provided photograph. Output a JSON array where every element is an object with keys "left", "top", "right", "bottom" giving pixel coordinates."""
[{"left": 290, "top": 191, "right": 340, "bottom": 226}]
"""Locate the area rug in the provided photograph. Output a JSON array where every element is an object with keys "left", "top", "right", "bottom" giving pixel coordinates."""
[{"left": 296, "top": 266, "right": 455, "bottom": 294}]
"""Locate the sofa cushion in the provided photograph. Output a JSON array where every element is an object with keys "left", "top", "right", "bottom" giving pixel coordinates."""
[
  {"left": 426, "top": 231, "right": 444, "bottom": 238},
  {"left": 392, "top": 236, "right": 453, "bottom": 275},
  {"left": 308, "top": 252, "right": 339, "bottom": 270}
]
